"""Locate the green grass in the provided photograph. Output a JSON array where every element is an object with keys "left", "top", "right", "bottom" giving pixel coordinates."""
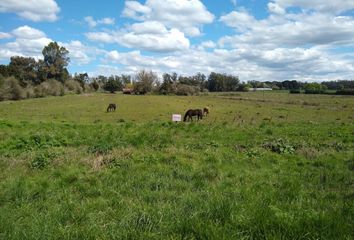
[{"left": 0, "top": 92, "right": 353, "bottom": 239}]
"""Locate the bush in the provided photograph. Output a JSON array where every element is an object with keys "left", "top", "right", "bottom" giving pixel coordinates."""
[
  {"left": 175, "top": 84, "right": 199, "bottom": 96},
  {"left": 336, "top": 89, "right": 354, "bottom": 95},
  {"left": 263, "top": 138, "right": 295, "bottom": 154},
  {"left": 83, "top": 84, "right": 94, "bottom": 93},
  {"left": 90, "top": 81, "right": 99, "bottom": 91},
  {"left": 65, "top": 80, "right": 83, "bottom": 94},
  {"left": 34, "top": 79, "right": 65, "bottom": 98},
  {"left": 103, "top": 79, "right": 120, "bottom": 93},
  {"left": 304, "top": 83, "right": 327, "bottom": 94},
  {"left": 237, "top": 83, "right": 251, "bottom": 92},
  {"left": 25, "top": 86, "right": 35, "bottom": 98},
  {"left": 289, "top": 89, "right": 301, "bottom": 94},
  {"left": 0, "top": 77, "right": 26, "bottom": 101}
]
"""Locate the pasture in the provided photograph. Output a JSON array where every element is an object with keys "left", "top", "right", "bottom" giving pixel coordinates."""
[{"left": 0, "top": 92, "right": 353, "bottom": 239}]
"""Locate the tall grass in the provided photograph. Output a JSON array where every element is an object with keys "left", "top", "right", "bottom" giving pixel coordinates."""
[{"left": 0, "top": 92, "right": 353, "bottom": 239}]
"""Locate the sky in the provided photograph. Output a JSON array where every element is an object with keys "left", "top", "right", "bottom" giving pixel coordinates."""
[{"left": 0, "top": 0, "right": 354, "bottom": 82}]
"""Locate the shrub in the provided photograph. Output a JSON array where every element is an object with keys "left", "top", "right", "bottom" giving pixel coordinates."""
[
  {"left": 237, "top": 83, "right": 251, "bottom": 92},
  {"left": 34, "top": 79, "right": 65, "bottom": 98},
  {"left": 0, "top": 77, "right": 26, "bottom": 101},
  {"left": 83, "top": 83, "right": 93, "bottom": 92},
  {"left": 336, "top": 89, "right": 354, "bottom": 95},
  {"left": 65, "top": 80, "right": 83, "bottom": 94},
  {"left": 175, "top": 84, "right": 199, "bottom": 96},
  {"left": 304, "top": 83, "right": 327, "bottom": 94},
  {"left": 103, "top": 79, "right": 120, "bottom": 93},
  {"left": 289, "top": 89, "right": 301, "bottom": 94},
  {"left": 90, "top": 81, "right": 99, "bottom": 91},
  {"left": 25, "top": 86, "right": 35, "bottom": 98},
  {"left": 30, "top": 151, "right": 57, "bottom": 170},
  {"left": 263, "top": 138, "right": 295, "bottom": 154}
]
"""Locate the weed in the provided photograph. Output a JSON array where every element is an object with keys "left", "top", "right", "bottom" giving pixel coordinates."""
[{"left": 263, "top": 138, "right": 295, "bottom": 154}]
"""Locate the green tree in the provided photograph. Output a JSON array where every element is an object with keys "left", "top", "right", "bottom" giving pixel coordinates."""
[
  {"left": 159, "top": 73, "right": 175, "bottom": 94},
  {"left": 42, "top": 42, "right": 70, "bottom": 83},
  {"left": 208, "top": 72, "right": 239, "bottom": 92},
  {"left": 73, "top": 73, "right": 89, "bottom": 88},
  {"left": 304, "top": 83, "right": 327, "bottom": 94},
  {"left": 103, "top": 76, "right": 121, "bottom": 93},
  {"left": 133, "top": 70, "right": 157, "bottom": 94},
  {"left": 8, "top": 56, "right": 38, "bottom": 86},
  {"left": 0, "top": 65, "right": 9, "bottom": 77}
]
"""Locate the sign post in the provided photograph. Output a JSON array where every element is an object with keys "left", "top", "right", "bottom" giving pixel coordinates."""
[{"left": 172, "top": 114, "right": 182, "bottom": 122}]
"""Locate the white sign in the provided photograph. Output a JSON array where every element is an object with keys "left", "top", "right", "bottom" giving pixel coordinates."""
[{"left": 172, "top": 114, "right": 182, "bottom": 122}]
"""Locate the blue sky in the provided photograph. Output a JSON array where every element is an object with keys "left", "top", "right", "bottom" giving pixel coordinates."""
[{"left": 1, "top": 0, "right": 354, "bottom": 81}]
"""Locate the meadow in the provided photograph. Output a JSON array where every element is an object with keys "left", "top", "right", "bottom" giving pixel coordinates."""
[{"left": 0, "top": 91, "right": 353, "bottom": 239}]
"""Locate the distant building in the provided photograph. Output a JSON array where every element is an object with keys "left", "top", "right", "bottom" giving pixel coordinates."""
[{"left": 249, "top": 88, "right": 272, "bottom": 91}]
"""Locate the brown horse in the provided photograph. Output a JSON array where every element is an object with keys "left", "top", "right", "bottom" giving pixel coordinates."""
[
  {"left": 106, "top": 103, "right": 116, "bottom": 112},
  {"left": 183, "top": 109, "right": 203, "bottom": 122},
  {"left": 203, "top": 107, "right": 210, "bottom": 116}
]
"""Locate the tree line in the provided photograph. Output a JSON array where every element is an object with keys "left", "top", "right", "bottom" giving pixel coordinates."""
[{"left": 1, "top": 41, "right": 354, "bottom": 101}]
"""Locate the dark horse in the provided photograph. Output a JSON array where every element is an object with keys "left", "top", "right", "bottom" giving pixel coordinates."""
[
  {"left": 183, "top": 109, "right": 203, "bottom": 122},
  {"left": 107, "top": 103, "right": 116, "bottom": 112}
]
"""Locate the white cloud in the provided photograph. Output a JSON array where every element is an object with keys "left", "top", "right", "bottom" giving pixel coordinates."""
[
  {"left": 271, "top": 0, "right": 354, "bottom": 14},
  {"left": 86, "top": 0, "right": 213, "bottom": 52},
  {"left": 87, "top": 25, "right": 190, "bottom": 52},
  {"left": 0, "top": 26, "right": 51, "bottom": 60},
  {"left": 0, "top": 0, "right": 60, "bottom": 22},
  {"left": 267, "top": 2, "right": 285, "bottom": 15},
  {"left": 219, "top": 10, "right": 258, "bottom": 31},
  {"left": 120, "top": 28, "right": 190, "bottom": 52},
  {"left": 122, "top": 0, "right": 214, "bottom": 36},
  {"left": 1, "top": 36, "right": 52, "bottom": 60},
  {"left": 12, "top": 25, "right": 46, "bottom": 39},
  {"left": 98, "top": 17, "right": 115, "bottom": 25},
  {"left": 84, "top": 16, "right": 115, "bottom": 28},
  {"left": 219, "top": 11, "right": 354, "bottom": 47},
  {"left": 61, "top": 40, "right": 103, "bottom": 65},
  {"left": 84, "top": 16, "right": 97, "bottom": 28},
  {"left": 129, "top": 21, "right": 167, "bottom": 34},
  {"left": 200, "top": 40, "right": 216, "bottom": 49},
  {"left": 0, "top": 26, "right": 100, "bottom": 67},
  {"left": 98, "top": 43, "right": 354, "bottom": 81},
  {"left": 0, "top": 32, "right": 12, "bottom": 39},
  {"left": 85, "top": 32, "right": 114, "bottom": 43},
  {"left": 122, "top": 1, "right": 151, "bottom": 20}
]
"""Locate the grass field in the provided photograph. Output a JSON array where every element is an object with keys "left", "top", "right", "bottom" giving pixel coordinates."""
[{"left": 0, "top": 92, "right": 353, "bottom": 239}]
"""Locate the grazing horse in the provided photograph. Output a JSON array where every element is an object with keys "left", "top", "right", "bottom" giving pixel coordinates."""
[
  {"left": 203, "top": 107, "right": 210, "bottom": 116},
  {"left": 106, "top": 103, "right": 116, "bottom": 112},
  {"left": 183, "top": 109, "right": 203, "bottom": 122}
]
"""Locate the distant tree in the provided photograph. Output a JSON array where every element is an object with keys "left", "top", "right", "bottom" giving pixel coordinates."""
[
  {"left": 121, "top": 74, "right": 131, "bottom": 85},
  {"left": 7, "top": 56, "right": 38, "bottom": 86},
  {"left": 208, "top": 72, "right": 239, "bottom": 92},
  {"left": 42, "top": 42, "right": 70, "bottom": 82},
  {"left": 237, "top": 83, "right": 251, "bottom": 92},
  {"left": 133, "top": 70, "right": 157, "bottom": 94},
  {"left": 0, "top": 65, "right": 9, "bottom": 77},
  {"left": 90, "top": 80, "right": 99, "bottom": 91},
  {"left": 304, "top": 83, "right": 327, "bottom": 94},
  {"left": 159, "top": 73, "right": 175, "bottom": 94},
  {"left": 103, "top": 77, "right": 120, "bottom": 93},
  {"left": 73, "top": 73, "right": 89, "bottom": 88}
]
